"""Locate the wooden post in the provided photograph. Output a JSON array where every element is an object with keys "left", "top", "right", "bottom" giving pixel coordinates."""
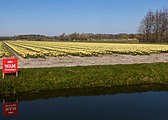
[
  {"left": 3, "top": 73, "right": 5, "bottom": 79},
  {"left": 3, "top": 99, "right": 5, "bottom": 103},
  {"left": 16, "top": 72, "right": 18, "bottom": 77}
]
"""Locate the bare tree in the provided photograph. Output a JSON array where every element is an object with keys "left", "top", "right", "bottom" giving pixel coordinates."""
[
  {"left": 138, "top": 10, "right": 155, "bottom": 42},
  {"left": 160, "top": 8, "right": 168, "bottom": 41},
  {"left": 153, "top": 10, "right": 160, "bottom": 40},
  {"left": 139, "top": 8, "right": 168, "bottom": 42}
]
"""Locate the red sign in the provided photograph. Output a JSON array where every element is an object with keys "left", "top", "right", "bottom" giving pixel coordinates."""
[
  {"left": 2, "top": 58, "right": 18, "bottom": 73},
  {"left": 3, "top": 102, "right": 18, "bottom": 116}
]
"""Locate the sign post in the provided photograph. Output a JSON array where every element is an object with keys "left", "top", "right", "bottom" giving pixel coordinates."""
[
  {"left": 2, "top": 58, "right": 18, "bottom": 79},
  {"left": 3, "top": 99, "right": 19, "bottom": 116}
]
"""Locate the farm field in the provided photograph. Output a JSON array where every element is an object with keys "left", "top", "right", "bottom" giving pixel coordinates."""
[{"left": 3, "top": 40, "right": 168, "bottom": 58}]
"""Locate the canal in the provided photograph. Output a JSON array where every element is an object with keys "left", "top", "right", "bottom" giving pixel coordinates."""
[{"left": 1, "top": 86, "right": 168, "bottom": 120}]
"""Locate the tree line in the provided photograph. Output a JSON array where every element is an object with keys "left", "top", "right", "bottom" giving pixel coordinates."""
[
  {"left": 0, "top": 33, "right": 140, "bottom": 41},
  {"left": 138, "top": 8, "right": 168, "bottom": 42}
]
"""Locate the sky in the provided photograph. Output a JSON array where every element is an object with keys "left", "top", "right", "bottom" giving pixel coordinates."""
[{"left": 0, "top": 0, "right": 168, "bottom": 36}]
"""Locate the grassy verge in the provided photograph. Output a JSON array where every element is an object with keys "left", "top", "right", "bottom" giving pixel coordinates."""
[{"left": 0, "top": 63, "right": 168, "bottom": 95}]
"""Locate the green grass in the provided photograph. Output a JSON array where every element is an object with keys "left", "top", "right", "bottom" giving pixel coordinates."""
[{"left": 0, "top": 63, "right": 168, "bottom": 95}]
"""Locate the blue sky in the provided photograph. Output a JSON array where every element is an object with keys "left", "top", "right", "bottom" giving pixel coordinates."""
[{"left": 0, "top": 0, "right": 168, "bottom": 36}]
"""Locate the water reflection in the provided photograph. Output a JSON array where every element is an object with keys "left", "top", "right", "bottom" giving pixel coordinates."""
[
  {"left": 1, "top": 91, "right": 168, "bottom": 120},
  {"left": 0, "top": 85, "right": 168, "bottom": 120},
  {"left": 2, "top": 99, "right": 18, "bottom": 117}
]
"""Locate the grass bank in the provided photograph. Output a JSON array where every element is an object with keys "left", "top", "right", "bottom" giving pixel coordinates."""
[{"left": 0, "top": 63, "right": 168, "bottom": 95}]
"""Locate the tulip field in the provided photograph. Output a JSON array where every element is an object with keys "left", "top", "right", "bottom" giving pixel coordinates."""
[{"left": 2, "top": 40, "right": 168, "bottom": 58}]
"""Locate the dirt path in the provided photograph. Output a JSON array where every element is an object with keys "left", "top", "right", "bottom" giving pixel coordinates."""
[{"left": 1, "top": 53, "right": 168, "bottom": 68}]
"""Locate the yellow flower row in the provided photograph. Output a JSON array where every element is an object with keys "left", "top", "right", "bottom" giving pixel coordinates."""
[{"left": 0, "top": 42, "right": 11, "bottom": 57}]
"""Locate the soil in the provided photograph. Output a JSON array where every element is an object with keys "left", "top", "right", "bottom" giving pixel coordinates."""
[{"left": 1, "top": 53, "right": 168, "bottom": 68}]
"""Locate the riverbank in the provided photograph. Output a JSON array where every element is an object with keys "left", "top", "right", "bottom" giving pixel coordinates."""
[
  {"left": 0, "top": 63, "right": 168, "bottom": 95},
  {"left": 2, "top": 84, "right": 168, "bottom": 101}
]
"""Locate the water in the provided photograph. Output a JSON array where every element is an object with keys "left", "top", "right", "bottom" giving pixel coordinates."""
[{"left": 1, "top": 88, "right": 168, "bottom": 120}]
